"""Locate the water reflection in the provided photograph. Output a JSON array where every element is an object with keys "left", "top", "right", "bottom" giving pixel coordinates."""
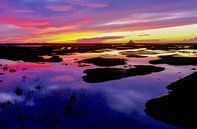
[{"left": 0, "top": 47, "right": 196, "bottom": 129}]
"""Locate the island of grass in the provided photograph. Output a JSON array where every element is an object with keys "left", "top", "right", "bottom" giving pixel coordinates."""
[
  {"left": 125, "top": 54, "right": 146, "bottom": 58},
  {"left": 78, "top": 57, "right": 126, "bottom": 67},
  {"left": 82, "top": 65, "right": 165, "bottom": 83},
  {"left": 149, "top": 55, "right": 197, "bottom": 65},
  {"left": 0, "top": 44, "right": 138, "bottom": 62},
  {"left": 45, "top": 56, "right": 63, "bottom": 62},
  {"left": 121, "top": 53, "right": 147, "bottom": 58},
  {"left": 145, "top": 72, "right": 197, "bottom": 129}
]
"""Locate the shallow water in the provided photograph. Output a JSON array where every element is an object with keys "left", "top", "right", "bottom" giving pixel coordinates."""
[{"left": 0, "top": 48, "right": 196, "bottom": 129}]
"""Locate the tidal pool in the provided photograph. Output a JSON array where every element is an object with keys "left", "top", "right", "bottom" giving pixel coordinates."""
[{"left": 0, "top": 46, "right": 196, "bottom": 129}]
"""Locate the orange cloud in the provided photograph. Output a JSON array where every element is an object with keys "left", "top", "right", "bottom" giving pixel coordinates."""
[
  {"left": 183, "top": 37, "right": 197, "bottom": 43},
  {"left": 134, "top": 39, "right": 161, "bottom": 43},
  {"left": 76, "top": 36, "right": 124, "bottom": 43}
]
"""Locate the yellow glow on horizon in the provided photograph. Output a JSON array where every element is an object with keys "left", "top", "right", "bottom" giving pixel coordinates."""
[
  {"left": 22, "top": 24, "right": 197, "bottom": 43},
  {"left": 103, "top": 24, "right": 197, "bottom": 43},
  {"left": 27, "top": 32, "right": 100, "bottom": 43},
  {"left": 48, "top": 32, "right": 100, "bottom": 43}
]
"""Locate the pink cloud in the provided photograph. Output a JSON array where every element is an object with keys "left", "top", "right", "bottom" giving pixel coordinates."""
[
  {"left": 0, "top": 35, "right": 28, "bottom": 43},
  {"left": 83, "top": 3, "right": 107, "bottom": 8},
  {"left": 0, "top": 16, "right": 50, "bottom": 28},
  {"left": 68, "top": 15, "right": 93, "bottom": 25},
  {"left": 47, "top": 5, "right": 73, "bottom": 12},
  {"left": 32, "top": 15, "right": 93, "bottom": 35},
  {"left": 88, "top": 18, "right": 197, "bottom": 33},
  {"left": 33, "top": 25, "right": 79, "bottom": 35},
  {"left": 12, "top": 9, "right": 34, "bottom": 13}
]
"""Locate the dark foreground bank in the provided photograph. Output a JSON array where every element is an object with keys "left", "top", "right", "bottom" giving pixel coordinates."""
[{"left": 145, "top": 72, "right": 197, "bottom": 129}]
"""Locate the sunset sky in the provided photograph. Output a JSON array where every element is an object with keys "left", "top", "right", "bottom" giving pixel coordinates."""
[{"left": 0, "top": 0, "right": 197, "bottom": 43}]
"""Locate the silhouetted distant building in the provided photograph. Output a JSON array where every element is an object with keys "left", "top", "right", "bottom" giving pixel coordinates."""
[{"left": 127, "top": 40, "right": 135, "bottom": 46}]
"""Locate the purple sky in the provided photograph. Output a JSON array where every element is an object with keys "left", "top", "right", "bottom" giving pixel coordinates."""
[{"left": 0, "top": 0, "right": 197, "bottom": 43}]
